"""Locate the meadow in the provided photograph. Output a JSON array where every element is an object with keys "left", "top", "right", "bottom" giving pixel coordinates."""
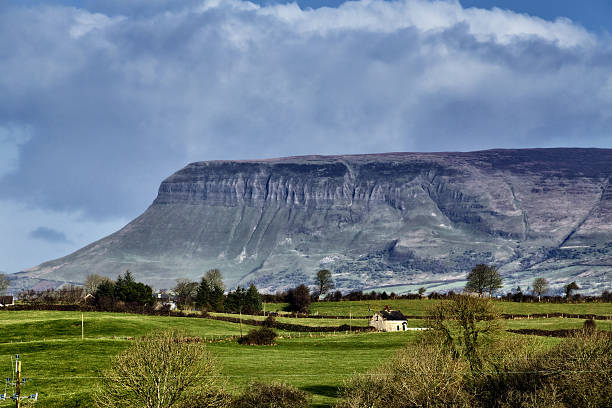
[
  {"left": 300, "top": 299, "right": 612, "bottom": 317},
  {"left": 0, "top": 300, "right": 610, "bottom": 407}
]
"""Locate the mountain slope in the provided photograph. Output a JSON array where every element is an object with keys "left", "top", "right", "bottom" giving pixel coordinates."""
[{"left": 17, "top": 149, "right": 612, "bottom": 294}]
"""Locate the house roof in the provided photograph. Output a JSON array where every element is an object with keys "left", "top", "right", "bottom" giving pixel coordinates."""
[
  {"left": 0, "top": 295, "right": 14, "bottom": 304},
  {"left": 380, "top": 310, "right": 407, "bottom": 320}
]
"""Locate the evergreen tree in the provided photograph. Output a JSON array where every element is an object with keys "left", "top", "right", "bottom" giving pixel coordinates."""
[
  {"left": 196, "top": 270, "right": 226, "bottom": 312},
  {"left": 225, "top": 286, "right": 247, "bottom": 314},
  {"left": 244, "top": 284, "right": 262, "bottom": 315},
  {"left": 195, "top": 278, "right": 212, "bottom": 310}
]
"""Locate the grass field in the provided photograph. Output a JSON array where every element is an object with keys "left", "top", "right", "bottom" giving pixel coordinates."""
[
  {"left": 0, "top": 305, "right": 609, "bottom": 407},
  {"left": 296, "top": 299, "right": 612, "bottom": 317},
  {"left": 0, "top": 311, "right": 416, "bottom": 407}
]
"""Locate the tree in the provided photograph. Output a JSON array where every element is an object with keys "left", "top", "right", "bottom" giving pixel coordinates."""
[
  {"left": 94, "top": 279, "right": 115, "bottom": 299},
  {"left": 196, "top": 270, "right": 225, "bottom": 312},
  {"left": 532, "top": 277, "right": 548, "bottom": 301},
  {"left": 286, "top": 284, "right": 311, "bottom": 313},
  {"left": 418, "top": 287, "right": 426, "bottom": 297},
  {"left": 173, "top": 279, "right": 198, "bottom": 309},
  {"left": 204, "top": 269, "right": 225, "bottom": 291},
  {"left": 465, "top": 264, "right": 503, "bottom": 297},
  {"left": 84, "top": 274, "right": 111, "bottom": 294},
  {"left": 114, "top": 271, "right": 154, "bottom": 305},
  {"left": 0, "top": 273, "right": 9, "bottom": 295},
  {"left": 225, "top": 286, "right": 246, "bottom": 314},
  {"left": 564, "top": 281, "right": 580, "bottom": 299},
  {"left": 94, "top": 330, "right": 229, "bottom": 408},
  {"left": 245, "top": 284, "right": 262, "bottom": 315},
  {"left": 225, "top": 284, "right": 262, "bottom": 315},
  {"left": 426, "top": 294, "right": 502, "bottom": 371},
  {"left": 314, "top": 269, "right": 334, "bottom": 298}
]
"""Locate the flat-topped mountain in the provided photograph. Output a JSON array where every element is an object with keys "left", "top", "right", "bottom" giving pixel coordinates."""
[{"left": 16, "top": 149, "right": 612, "bottom": 294}]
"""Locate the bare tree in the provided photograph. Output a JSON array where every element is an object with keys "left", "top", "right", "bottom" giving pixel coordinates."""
[
  {"left": 532, "top": 277, "right": 548, "bottom": 301},
  {"left": 84, "top": 274, "right": 112, "bottom": 294},
  {"left": 173, "top": 279, "right": 198, "bottom": 309},
  {"left": 0, "top": 273, "right": 9, "bottom": 295},
  {"left": 204, "top": 269, "right": 225, "bottom": 290},
  {"left": 95, "top": 330, "right": 229, "bottom": 408},
  {"left": 314, "top": 269, "right": 334, "bottom": 298}
]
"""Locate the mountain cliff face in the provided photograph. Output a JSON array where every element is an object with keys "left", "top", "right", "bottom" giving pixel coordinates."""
[{"left": 18, "top": 149, "right": 612, "bottom": 294}]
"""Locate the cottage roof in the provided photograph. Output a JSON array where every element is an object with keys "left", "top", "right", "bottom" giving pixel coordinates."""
[
  {"left": 0, "top": 295, "right": 14, "bottom": 305},
  {"left": 380, "top": 310, "right": 407, "bottom": 320}
]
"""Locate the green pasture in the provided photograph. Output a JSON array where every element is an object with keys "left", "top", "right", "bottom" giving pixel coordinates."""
[
  {"left": 210, "top": 312, "right": 372, "bottom": 328},
  {"left": 0, "top": 307, "right": 609, "bottom": 407},
  {"left": 296, "top": 299, "right": 612, "bottom": 317},
  {"left": 0, "top": 311, "right": 416, "bottom": 407},
  {"left": 504, "top": 317, "right": 612, "bottom": 331}
]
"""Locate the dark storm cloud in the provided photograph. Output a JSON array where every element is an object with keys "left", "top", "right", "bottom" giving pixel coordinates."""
[
  {"left": 29, "top": 227, "right": 71, "bottom": 243},
  {"left": 0, "top": 0, "right": 611, "bottom": 226}
]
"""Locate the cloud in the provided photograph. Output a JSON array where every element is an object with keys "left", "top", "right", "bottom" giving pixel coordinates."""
[
  {"left": 29, "top": 226, "right": 71, "bottom": 243},
  {"left": 1, "top": 0, "right": 612, "bottom": 271},
  {"left": 0, "top": 200, "right": 128, "bottom": 272},
  {"left": 0, "top": 124, "right": 31, "bottom": 179}
]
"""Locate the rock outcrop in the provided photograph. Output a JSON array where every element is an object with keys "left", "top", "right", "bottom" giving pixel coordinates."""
[{"left": 17, "top": 149, "right": 612, "bottom": 294}]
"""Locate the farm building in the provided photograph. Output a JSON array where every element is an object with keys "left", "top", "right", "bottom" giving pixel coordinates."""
[
  {"left": 0, "top": 295, "right": 14, "bottom": 307},
  {"left": 369, "top": 308, "right": 408, "bottom": 332}
]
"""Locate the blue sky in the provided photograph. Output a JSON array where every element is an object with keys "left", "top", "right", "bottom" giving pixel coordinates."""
[{"left": 1, "top": 0, "right": 612, "bottom": 273}]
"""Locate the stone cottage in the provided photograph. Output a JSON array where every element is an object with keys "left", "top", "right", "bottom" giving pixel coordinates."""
[{"left": 369, "top": 308, "right": 408, "bottom": 332}]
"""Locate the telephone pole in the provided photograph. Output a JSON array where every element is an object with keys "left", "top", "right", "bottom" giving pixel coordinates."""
[
  {"left": 3, "top": 355, "right": 37, "bottom": 407},
  {"left": 15, "top": 358, "right": 20, "bottom": 408}
]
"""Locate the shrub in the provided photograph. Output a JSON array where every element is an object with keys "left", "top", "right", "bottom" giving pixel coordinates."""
[
  {"left": 474, "top": 330, "right": 612, "bottom": 408},
  {"left": 232, "top": 382, "right": 310, "bottom": 408},
  {"left": 238, "top": 327, "right": 277, "bottom": 346},
  {"left": 426, "top": 294, "right": 502, "bottom": 371},
  {"left": 94, "top": 330, "right": 230, "bottom": 408},
  {"left": 583, "top": 318, "right": 597, "bottom": 333},
  {"left": 263, "top": 315, "right": 276, "bottom": 327},
  {"left": 336, "top": 338, "right": 472, "bottom": 408}
]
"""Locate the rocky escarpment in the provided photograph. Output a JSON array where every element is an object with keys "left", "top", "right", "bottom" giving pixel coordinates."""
[{"left": 18, "top": 149, "right": 612, "bottom": 294}]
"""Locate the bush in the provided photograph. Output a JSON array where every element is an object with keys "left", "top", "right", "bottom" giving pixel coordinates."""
[
  {"left": 336, "top": 338, "right": 472, "bottom": 408},
  {"left": 232, "top": 382, "right": 310, "bottom": 408},
  {"left": 426, "top": 294, "right": 502, "bottom": 371},
  {"left": 263, "top": 315, "right": 276, "bottom": 327},
  {"left": 238, "top": 327, "right": 278, "bottom": 346},
  {"left": 94, "top": 330, "right": 230, "bottom": 408},
  {"left": 474, "top": 330, "right": 612, "bottom": 408},
  {"left": 583, "top": 318, "right": 597, "bottom": 333}
]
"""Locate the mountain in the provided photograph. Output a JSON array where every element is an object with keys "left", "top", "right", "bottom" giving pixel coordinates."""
[{"left": 15, "top": 149, "right": 612, "bottom": 294}]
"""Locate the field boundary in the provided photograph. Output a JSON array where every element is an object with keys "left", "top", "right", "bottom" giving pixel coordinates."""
[
  {"left": 3, "top": 304, "right": 611, "bottom": 321},
  {"left": 205, "top": 314, "right": 375, "bottom": 333}
]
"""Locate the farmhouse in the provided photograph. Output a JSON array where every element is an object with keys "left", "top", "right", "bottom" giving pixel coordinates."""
[
  {"left": 0, "top": 295, "right": 14, "bottom": 307},
  {"left": 369, "top": 308, "right": 408, "bottom": 332}
]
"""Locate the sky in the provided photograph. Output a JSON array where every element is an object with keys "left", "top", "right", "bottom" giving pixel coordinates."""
[{"left": 1, "top": 0, "right": 612, "bottom": 273}]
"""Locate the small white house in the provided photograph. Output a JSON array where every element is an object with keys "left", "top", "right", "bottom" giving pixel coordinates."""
[{"left": 369, "top": 309, "right": 408, "bottom": 332}]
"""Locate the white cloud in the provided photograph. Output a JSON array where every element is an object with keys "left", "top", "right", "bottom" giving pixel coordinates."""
[
  {"left": 69, "top": 11, "right": 122, "bottom": 38},
  {"left": 258, "top": 0, "right": 593, "bottom": 47},
  {"left": 0, "top": 0, "right": 611, "bottom": 271}
]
